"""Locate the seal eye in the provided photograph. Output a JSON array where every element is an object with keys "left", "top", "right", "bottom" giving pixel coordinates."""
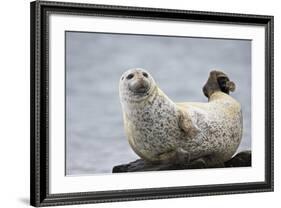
[
  {"left": 142, "top": 72, "right": 148, "bottom": 78},
  {"left": 126, "top": 73, "right": 134, "bottom": 80}
]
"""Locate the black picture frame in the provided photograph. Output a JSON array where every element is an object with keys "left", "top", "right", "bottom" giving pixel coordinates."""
[{"left": 30, "top": 0, "right": 274, "bottom": 207}]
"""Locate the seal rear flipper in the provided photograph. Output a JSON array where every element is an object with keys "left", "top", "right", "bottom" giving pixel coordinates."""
[{"left": 202, "top": 70, "right": 236, "bottom": 98}]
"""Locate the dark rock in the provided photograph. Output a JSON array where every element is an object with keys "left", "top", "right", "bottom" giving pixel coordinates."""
[
  {"left": 224, "top": 150, "right": 251, "bottom": 167},
  {"left": 112, "top": 150, "right": 251, "bottom": 173}
]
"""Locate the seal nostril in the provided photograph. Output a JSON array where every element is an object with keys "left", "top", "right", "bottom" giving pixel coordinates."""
[
  {"left": 142, "top": 72, "right": 148, "bottom": 78},
  {"left": 126, "top": 73, "right": 134, "bottom": 80}
]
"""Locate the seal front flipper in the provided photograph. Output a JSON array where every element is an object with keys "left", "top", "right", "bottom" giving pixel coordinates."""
[
  {"left": 188, "top": 155, "right": 225, "bottom": 168},
  {"left": 178, "top": 108, "right": 206, "bottom": 145},
  {"left": 157, "top": 148, "right": 190, "bottom": 165}
]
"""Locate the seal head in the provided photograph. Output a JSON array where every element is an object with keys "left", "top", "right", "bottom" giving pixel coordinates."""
[{"left": 119, "top": 68, "right": 156, "bottom": 103}]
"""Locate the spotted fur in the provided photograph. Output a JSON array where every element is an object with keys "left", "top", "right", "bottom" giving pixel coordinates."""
[{"left": 119, "top": 68, "right": 243, "bottom": 166}]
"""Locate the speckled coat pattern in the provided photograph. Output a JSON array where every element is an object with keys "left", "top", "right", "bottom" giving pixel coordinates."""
[{"left": 119, "top": 69, "right": 243, "bottom": 165}]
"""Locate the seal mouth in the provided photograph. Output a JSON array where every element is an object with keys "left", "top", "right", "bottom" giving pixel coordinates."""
[
  {"left": 133, "top": 86, "right": 151, "bottom": 95},
  {"left": 129, "top": 79, "right": 150, "bottom": 95}
]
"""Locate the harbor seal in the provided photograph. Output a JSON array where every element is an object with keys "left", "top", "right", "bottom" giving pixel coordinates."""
[{"left": 119, "top": 68, "right": 243, "bottom": 168}]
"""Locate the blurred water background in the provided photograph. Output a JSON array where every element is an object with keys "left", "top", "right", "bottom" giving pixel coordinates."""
[{"left": 66, "top": 32, "right": 251, "bottom": 175}]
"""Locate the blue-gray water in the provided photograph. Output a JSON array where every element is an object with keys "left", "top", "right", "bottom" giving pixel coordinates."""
[{"left": 66, "top": 32, "right": 251, "bottom": 175}]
